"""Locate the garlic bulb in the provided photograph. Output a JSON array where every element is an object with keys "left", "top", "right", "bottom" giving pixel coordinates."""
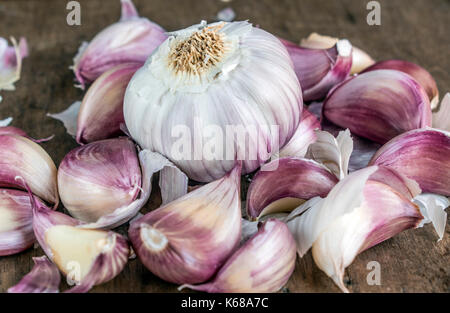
[
  {"left": 129, "top": 163, "right": 242, "bottom": 284},
  {"left": 0, "top": 37, "right": 28, "bottom": 92},
  {"left": 72, "top": 0, "right": 166, "bottom": 88},
  {"left": 281, "top": 38, "right": 353, "bottom": 102},
  {"left": 246, "top": 158, "right": 338, "bottom": 220},
  {"left": 58, "top": 138, "right": 141, "bottom": 224},
  {"left": 0, "top": 134, "right": 58, "bottom": 206},
  {"left": 322, "top": 69, "right": 432, "bottom": 144},
  {"left": 362, "top": 60, "right": 439, "bottom": 110},
  {"left": 180, "top": 219, "right": 296, "bottom": 293},
  {"left": 124, "top": 21, "right": 302, "bottom": 182},
  {"left": 76, "top": 63, "right": 141, "bottom": 144},
  {"left": 369, "top": 128, "right": 450, "bottom": 196},
  {"left": 8, "top": 256, "right": 60, "bottom": 293}
]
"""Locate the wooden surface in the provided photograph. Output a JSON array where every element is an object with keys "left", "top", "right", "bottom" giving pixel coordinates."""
[{"left": 0, "top": 0, "right": 449, "bottom": 293}]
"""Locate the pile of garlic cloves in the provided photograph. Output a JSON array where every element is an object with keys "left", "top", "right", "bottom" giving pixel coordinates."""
[{"left": 1, "top": 0, "right": 449, "bottom": 294}]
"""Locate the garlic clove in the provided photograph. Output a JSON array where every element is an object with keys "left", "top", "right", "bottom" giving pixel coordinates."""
[
  {"left": 369, "top": 128, "right": 450, "bottom": 196},
  {"left": 0, "top": 134, "right": 58, "bottom": 206},
  {"left": 433, "top": 93, "right": 449, "bottom": 132},
  {"left": 8, "top": 256, "right": 60, "bottom": 293},
  {"left": 279, "top": 107, "right": 321, "bottom": 158},
  {"left": 72, "top": 0, "right": 166, "bottom": 88},
  {"left": 322, "top": 69, "right": 432, "bottom": 144},
  {"left": 300, "top": 32, "right": 375, "bottom": 74},
  {"left": 0, "top": 189, "right": 39, "bottom": 256},
  {"left": 57, "top": 138, "right": 141, "bottom": 225},
  {"left": 306, "top": 129, "right": 353, "bottom": 180},
  {"left": 179, "top": 219, "right": 296, "bottom": 293},
  {"left": 281, "top": 38, "right": 353, "bottom": 102},
  {"left": 362, "top": 60, "right": 439, "bottom": 110},
  {"left": 31, "top": 195, "right": 129, "bottom": 292},
  {"left": 246, "top": 158, "right": 338, "bottom": 220},
  {"left": 76, "top": 63, "right": 141, "bottom": 144},
  {"left": 413, "top": 193, "right": 449, "bottom": 241},
  {"left": 0, "top": 37, "right": 28, "bottom": 92},
  {"left": 129, "top": 163, "right": 242, "bottom": 285}
]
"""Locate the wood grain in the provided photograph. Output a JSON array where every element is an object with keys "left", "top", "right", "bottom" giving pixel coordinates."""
[{"left": 0, "top": 0, "right": 448, "bottom": 293}]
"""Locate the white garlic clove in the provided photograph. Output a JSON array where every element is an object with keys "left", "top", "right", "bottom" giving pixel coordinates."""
[
  {"left": 180, "top": 219, "right": 296, "bottom": 293},
  {"left": 281, "top": 37, "right": 353, "bottom": 102},
  {"left": 362, "top": 60, "right": 439, "bottom": 110},
  {"left": 322, "top": 70, "right": 432, "bottom": 144},
  {"left": 279, "top": 107, "right": 321, "bottom": 158},
  {"left": 76, "top": 63, "right": 141, "bottom": 144},
  {"left": 0, "top": 134, "right": 58, "bottom": 206},
  {"left": 246, "top": 158, "right": 338, "bottom": 220},
  {"left": 72, "top": 0, "right": 166, "bottom": 88},
  {"left": 57, "top": 138, "right": 141, "bottom": 225},
  {"left": 0, "top": 37, "right": 28, "bottom": 92},
  {"left": 8, "top": 256, "right": 60, "bottom": 293},
  {"left": 300, "top": 32, "right": 375, "bottom": 74},
  {"left": 369, "top": 128, "right": 450, "bottom": 196},
  {"left": 128, "top": 163, "right": 242, "bottom": 285}
]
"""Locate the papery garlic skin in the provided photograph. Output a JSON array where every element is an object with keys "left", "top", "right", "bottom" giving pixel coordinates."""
[
  {"left": 180, "top": 219, "right": 296, "bottom": 293},
  {"left": 433, "top": 93, "right": 450, "bottom": 132},
  {"left": 129, "top": 164, "right": 242, "bottom": 284},
  {"left": 281, "top": 38, "right": 352, "bottom": 102},
  {"left": 76, "top": 63, "right": 141, "bottom": 144},
  {"left": 369, "top": 128, "right": 450, "bottom": 196},
  {"left": 323, "top": 70, "right": 432, "bottom": 144},
  {"left": 0, "top": 37, "right": 28, "bottom": 91},
  {"left": 300, "top": 32, "right": 375, "bottom": 74},
  {"left": 72, "top": 0, "right": 166, "bottom": 88},
  {"left": 246, "top": 158, "right": 338, "bottom": 220},
  {"left": 8, "top": 256, "right": 60, "bottom": 293},
  {"left": 58, "top": 138, "right": 141, "bottom": 223},
  {"left": 0, "top": 135, "right": 58, "bottom": 206},
  {"left": 124, "top": 21, "right": 302, "bottom": 182},
  {"left": 279, "top": 107, "right": 321, "bottom": 158},
  {"left": 362, "top": 60, "right": 439, "bottom": 110}
]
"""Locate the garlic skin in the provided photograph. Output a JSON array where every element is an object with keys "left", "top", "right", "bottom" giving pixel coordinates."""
[
  {"left": 362, "top": 60, "right": 439, "bottom": 110},
  {"left": 0, "top": 37, "right": 28, "bottom": 92},
  {"left": 129, "top": 163, "right": 242, "bottom": 285},
  {"left": 0, "top": 134, "right": 58, "bottom": 206},
  {"left": 124, "top": 21, "right": 302, "bottom": 182},
  {"left": 58, "top": 138, "right": 141, "bottom": 224},
  {"left": 0, "top": 189, "right": 41, "bottom": 256},
  {"left": 433, "top": 93, "right": 450, "bottom": 132},
  {"left": 414, "top": 193, "right": 449, "bottom": 241},
  {"left": 72, "top": 0, "right": 166, "bottom": 88},
  {"left": 180, "top": 219, "right": 296, "bottom": 293},
  {"left": 31, "top": 196, "right": 129, "bottom": 292},
  {"left": 369, "top": 128, "right": 450, "bottom": 196},
  {"left": 300, "top": 32, "right": 375, "bottom": 74},
  {"left": 8, "top": 256, "right": 60, "bottom": 293},
  {"left": 279, "top": 107, "right": 321, "bottom": 158},
  {"left": 281, "top": 38, "right": 353, "bottom": 102},
  {"left": 246, "top": 158, "right": 338, "bottom": 220},
  {"left": 323, "top": 70, "right": 432, "bottom": 144},
  {"left": 76, "top": 63, "right": 141, "bottom": 144}
]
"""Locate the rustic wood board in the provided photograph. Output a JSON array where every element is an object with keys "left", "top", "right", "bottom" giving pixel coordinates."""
[{"left": 0, "top": 0, "right": 448, "bottom": 293}]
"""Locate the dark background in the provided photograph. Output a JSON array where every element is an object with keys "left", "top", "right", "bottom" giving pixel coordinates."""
[{"left": 0, "top": 0, "right": 449, "bottom": 292}]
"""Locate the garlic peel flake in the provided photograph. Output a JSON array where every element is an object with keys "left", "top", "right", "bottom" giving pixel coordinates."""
[{"left": 0, "top": 37, "right": 28, "bottom": 92}]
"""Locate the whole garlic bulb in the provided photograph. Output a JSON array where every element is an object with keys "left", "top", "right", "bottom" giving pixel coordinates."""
[{"left": 124, "top": 21, "right": 302, "bottom": 182}]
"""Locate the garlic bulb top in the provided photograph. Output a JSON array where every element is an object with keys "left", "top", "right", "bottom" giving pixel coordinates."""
[{"left": 124, "top": 21, "right": 302, "bottom": 182}]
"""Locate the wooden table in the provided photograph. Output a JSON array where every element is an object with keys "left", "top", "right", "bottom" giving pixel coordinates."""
[{"left": 0, "top": 0, "right": 448, "bottom": 293}]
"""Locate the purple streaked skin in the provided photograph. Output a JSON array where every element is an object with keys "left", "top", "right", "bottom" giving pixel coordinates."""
[
  {"left": 72, "top": 0, "right": 166, "bottom": 88},
  {"left": 129, "top": 163, "right": 242, "bottom": 285},
  {"left": 76, "top": 63, "right": 141, "bottom": 144},
  {"left": 323, "top": 69, "right": 432, "bottom": 144},
  {"left": 369, "top": 128, "right": 450, "bottom": 196},
  {"left": 362, "top": 60, "right": 439, "bottom": 109},
  {"left": 368, "top": 165, "right": 421, "bottom": 200},
  {"left": 180, "top": 219, "right": 296, "bottom": 293},
  {"left": 0, "top": 126, "right": 28, "bottom": 137},
  {"left": 281, "top": 38, "right": 352, "bottom": 102},
  {"left": 8, "top": 256, "right": 61, "bottom": 293},
  {"left": 246, "top": 157, "right": 338, "bottom": 220}
]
